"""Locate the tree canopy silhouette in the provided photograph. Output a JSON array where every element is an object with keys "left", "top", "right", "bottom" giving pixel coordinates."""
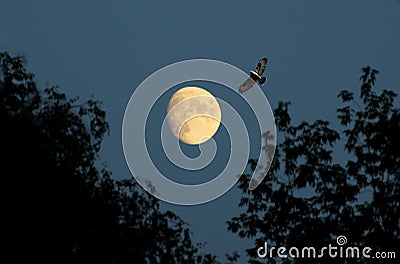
[
  {"left": 0, "top": 52, "right": 219, "bottom": 264},
  {"left": 228, "top": 66, "right": 399, "bottom": 263}
]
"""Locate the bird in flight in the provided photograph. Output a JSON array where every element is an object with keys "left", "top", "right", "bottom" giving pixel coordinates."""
[{"left": 238, "top": 58, "right": 268, "bottom": 93}]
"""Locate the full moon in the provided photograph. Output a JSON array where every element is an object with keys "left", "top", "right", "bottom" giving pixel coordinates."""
[{"left": 167, "top": 86, "right": 221, "bottom": 145}]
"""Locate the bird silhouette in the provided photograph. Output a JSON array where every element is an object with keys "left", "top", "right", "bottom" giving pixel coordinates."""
[{"left": 238, "top": 58, "right": 268, "bottom": 93}]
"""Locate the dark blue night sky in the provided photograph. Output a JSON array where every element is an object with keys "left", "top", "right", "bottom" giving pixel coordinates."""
[{"left": 1, "top": 0, "right": 399, "bottom": 258}]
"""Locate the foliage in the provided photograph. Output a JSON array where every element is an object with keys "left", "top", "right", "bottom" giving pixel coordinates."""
[
  {"left": 0, "top": 52, "right": 219, "bottom": 263},
  {"left": 228, "top": 66, "right": 399, "bottom": 263}
]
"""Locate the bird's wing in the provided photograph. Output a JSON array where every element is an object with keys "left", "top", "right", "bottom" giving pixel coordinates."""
[
  {"left": 255, "top": 58, "right": 268, "bottom": 75},
  {"left": 238, "top": 77, "right": 256, "bottom": 93}
]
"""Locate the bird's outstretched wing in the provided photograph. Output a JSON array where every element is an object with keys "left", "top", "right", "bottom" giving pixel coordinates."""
[
  {"left": 238, "top": 77, "right": 255, "bottom": 93},
  {"left": 255, "top": 58, "right": 268, "bottom": 76}
]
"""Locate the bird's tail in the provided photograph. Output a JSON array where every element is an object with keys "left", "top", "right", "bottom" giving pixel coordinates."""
[{"left": 259, "top": 77, "right": 266, "bottom": 85}]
